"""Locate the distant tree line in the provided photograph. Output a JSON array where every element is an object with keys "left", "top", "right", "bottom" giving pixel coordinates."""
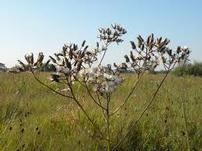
[
  {"left": 0, "top": 63, "right": 7, "bottom": 72},
  {"left": 172, "top": 62, "right": 202, "bottom": 76},
  {"left": 0, "top": 62, "right": 56, "bottom": 73},
  {"left": 8, "top": 63, "right": 56, "bottom": 73},
  {"left": 2, "top": 61, "right": 202, "bottom": 77}
]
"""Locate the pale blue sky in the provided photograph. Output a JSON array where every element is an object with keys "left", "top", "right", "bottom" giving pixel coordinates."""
[{"left": 0, "top": 0, "right": 202, "bottom": 67}]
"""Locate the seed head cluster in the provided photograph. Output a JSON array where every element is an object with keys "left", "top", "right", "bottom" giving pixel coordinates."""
[
  {"left": 79, "top": 66, "right": 123, "bottom": 93},
  {"left": 114, "top": 34, "right": 190, "bottom": 74}
]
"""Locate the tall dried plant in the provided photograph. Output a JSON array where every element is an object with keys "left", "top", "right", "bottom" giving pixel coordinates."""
[{"left": 17, "top": 24, "right": 190, "bottom": 151}]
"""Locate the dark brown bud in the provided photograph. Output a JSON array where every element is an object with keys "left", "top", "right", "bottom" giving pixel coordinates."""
[
  {"left": 130, "top": 41, "right": 136, "bottom": 49},
  {"left": 82, "top": 40, "right": 86, "bottom": 47},
  {"left": 124, "top": 55, "right": 130, "bottom": 63}
]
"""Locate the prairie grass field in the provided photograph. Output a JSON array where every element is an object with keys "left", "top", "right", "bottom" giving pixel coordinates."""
[{"left": 0, "top": 73, "right": 201, "bottom": 151}]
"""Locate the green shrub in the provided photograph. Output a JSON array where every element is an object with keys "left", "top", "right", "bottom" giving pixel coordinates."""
[{"left": 172, "top": 62, "right": 202, "bottom": 76}]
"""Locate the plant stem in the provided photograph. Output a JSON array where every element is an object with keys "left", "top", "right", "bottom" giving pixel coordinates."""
[
  {"left": 99, "top": 49, "right": 107, "bottom": 66},
  {"left": 106, "top": 94, "right": 111, "bottom": 151},
  {"left": 32, "top": 70, "right": 104, "bottom": 139},
  {"left": 112, "top": 63, "right": 175, "bottom": 151},
  {"left": 110, "top": 72, "right": 144, "bottom": 116},
  {"left": 181, "top": 83, "right": 191, "bottom": 151},
  {"left": 98, "top": 42, "right": 109, "bottom": 66},
  {"left": 31, "top": 70, "right": 73, "bottom": 99},
  {"left": 67, "top": 82, "right": 103, "bottom": 137}
]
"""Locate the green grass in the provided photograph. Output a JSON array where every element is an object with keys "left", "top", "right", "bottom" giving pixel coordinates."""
[{"left": 0, "top": 72, "right": 201, "bottom": 151}]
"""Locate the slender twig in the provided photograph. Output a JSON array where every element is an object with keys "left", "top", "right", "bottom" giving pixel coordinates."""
[
  {"left": 32, "top": 70, "right": 104, "bottom": 139},
  {"left": 96, "top": 91, "right": 107, "bottom": 119},
  {"left": 110, "top": 72, "right": 145, "bottom": 116},
  {"left": 106, "top": 93, "right": 111, "bottom": 151},
  {"left": 84, "top": 83, "right": 107, "bottom": 110},
  {"left": 96, "top": 92, "right": 103, "bottom": 108},
  {"left": 67, "top": 81, "right": 105, "bottom": 139},
  {"left": 99, "top": 49, "right": 107, "bottom": 66},
  {"left": 112, "top": 64, "right": 175, "bottom": 150},
  {"left": 31, "top": 71, "right": 73, "bottom": 99},
  {"left": 68, "top": 82, "right": 94, "bottom": 125},
  {"left": 98, "top": 43, "right": 109, "bottom": 66},
  {"left": 75, "top": 77, "right": 107, "bottom": 110}
]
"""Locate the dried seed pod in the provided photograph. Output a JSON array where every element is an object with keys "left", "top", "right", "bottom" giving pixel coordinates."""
[
  {"left": 24, "top": 53, "right": 34, "bottom": 65},
  {"left": 124, "top": 55, "right": 130, "bottom": 63},
  {"left": 62, "top": 45, "right": 67, "bottom": 52},
  {"left": 49, "top": 56, "right": 56, "bottom": 63},
  {"left": 147, "top": 35, "right": 151, "bottom": 46},
  {"left": 137, "top": 38, "right": 142, "bottom": 48},
  {"left": 130, "top": 51, "right": 136, "bottom": 62},
  {"left": 77, "top": 60, "right": 83, "bottom": 71},
  {"left": 54, "top": 53, "right": 61, "bottom": 61},
  {"left": 65, "top": 58, "right": 71, "bottom": 70},
  {"left": 150, "top": 33, "right": 154, "bottom": 44},
  {"left": 83, "top": 45, "right": 89, "bottom": 51},
  {"left": 18, "top": 60, "right": 26, "bottom": 69},
  {"left": 25, "top": 54, "right": 29, "bottom": 64},
  {"left": 116, "top": 39, "right": 123, "bottom": 44},
  {"left": 122, "top": 28, "right": 126, "bottom": 34},
  {"left": 81, "top": 40, "right": 86, "bottom": 47},
  {"left": 121, "top": 63, "right": 128, "bottom": 69},
  {"left": 167, "top": 49, "right": 172, "bottom": 56},
  {"left": 96, "top": 42, "right": 99, "bottom": 48},
  {"left": 73, "top": 44, "right": 78, "bottom": 51},
  {"left": 158, "top": 37, "right": 162, "bottom": 44},
  {"left": 161, "top": 56, "right": 166, "bottom": 63},
  {"left": 34, "top": 52, "right": 44, "bottom": 66},
  {"left": 138, "top": 35, "right": 144, "bottom": 43},
  {"left": 177, "top": 46, "right": 181, "bottom": 54},
  {"left": 69, "top": 49, "right": 73, "bottom": 59},
  {"left": 140, "top": 44, "right": 145, "bottom": 51},
  {"left": 44, "top": 60, "right": 50, "bottom": 67},
  {"left": 98, "top": 28, "right": 102, "bottom": 33},
  {"left": 111, "top": 23, "right": 116, "bottom": 29},
  {"left": 113, "top": 63, "right": 118, "bottom": 68},
  {"left": 130, "top": 41, "right": 136, "bottom": 49}
]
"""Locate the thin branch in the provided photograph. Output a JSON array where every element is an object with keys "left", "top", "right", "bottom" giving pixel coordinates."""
[
  {"left": 112, "top": 64, "right": 175, "bottom": 150},
  {"left": 106, "top": 93, "right": 111, "bottom": 151},
  {"left": 67, "top": 81, "right": 105, "bottom": 140},
  {"left": 31, "top": 70, "right": 73, "bottom": 99},
  {"left": 96, "top": 91, "right": 107, "bottom": 119},
  {"left": 110, "top": 72, "right": 145, "bottom": 116},
  {"left": 96, "top": 91, "right": 103, "bottom": 107},
  {"left": 84, "top": 83, "right": 107, "bottom": 110},
  {"left": 31, "top": 69, "right": 105, "bottom": 139},
  {"left": 68, "top": 83, "right": 94, "bottom": 124},
  {"left": 75, "top": 77, "right": 107, "bottom": 110},
  {"left": 98, "top": 49, "right": 107, "bottom": 66},
  {"left": 98, "top": 42, "right": 109, "bottom": 66}
]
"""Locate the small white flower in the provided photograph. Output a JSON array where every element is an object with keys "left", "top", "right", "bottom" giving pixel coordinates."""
[{"left": 78, "top": 66, "right": 123, "bottom": 93}]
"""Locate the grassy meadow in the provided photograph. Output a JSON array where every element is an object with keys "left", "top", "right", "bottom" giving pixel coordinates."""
[{"left": 0, "top": 72, "right": 201, "bottom": 151}]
